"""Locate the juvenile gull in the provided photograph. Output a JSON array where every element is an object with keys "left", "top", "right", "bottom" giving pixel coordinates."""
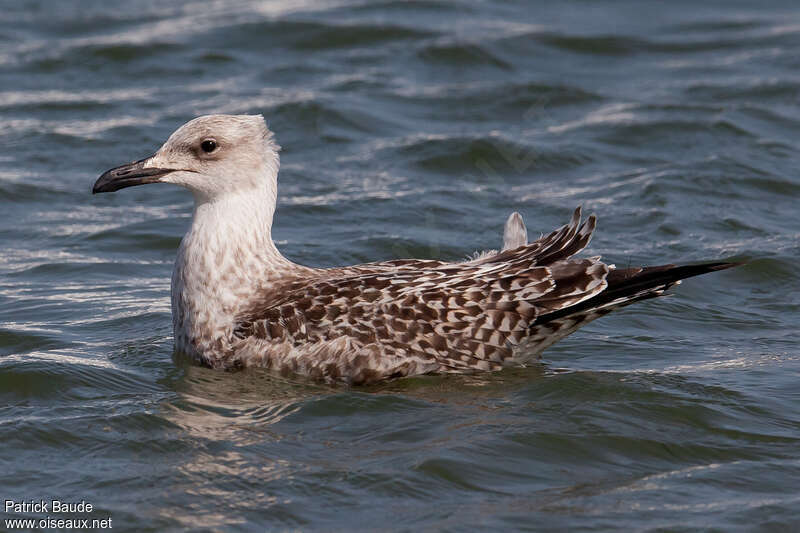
[{"left": 93, "top": 114, "right": 739, "bottom": 384}]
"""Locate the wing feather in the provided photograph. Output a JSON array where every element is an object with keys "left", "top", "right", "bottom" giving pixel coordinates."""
[
  {"left": 222, "top": 207, "right": 740, "bottom": 382},
  {"left": 233, "top": 208, "right": 609, "bottom": 380}
]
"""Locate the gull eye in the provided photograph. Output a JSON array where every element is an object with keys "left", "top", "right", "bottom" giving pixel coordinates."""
[{"left": 200, "top": 139, "right": 217, "bottom": 153}]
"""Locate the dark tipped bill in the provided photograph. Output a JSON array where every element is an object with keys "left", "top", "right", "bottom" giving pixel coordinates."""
[{"left": 93, "top": 157, "right": 173, "bottom": 194}]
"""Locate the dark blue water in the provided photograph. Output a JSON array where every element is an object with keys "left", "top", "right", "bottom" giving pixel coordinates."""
[{"left": 1, "top": 1, "right": 798, "bottom": 531}]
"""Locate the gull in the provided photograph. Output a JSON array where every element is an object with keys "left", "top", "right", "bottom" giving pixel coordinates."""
[{"left": 93, "top": 114, "right": 739, "bottom": 384}]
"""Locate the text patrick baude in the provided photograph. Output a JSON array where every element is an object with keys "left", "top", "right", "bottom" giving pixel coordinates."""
[{"left": 4, "top": 500, "right": 112, "bottom": 530}]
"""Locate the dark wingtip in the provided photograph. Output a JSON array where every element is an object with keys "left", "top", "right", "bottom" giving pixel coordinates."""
[
  {"left": 610, "top": 259, "right": 744, "bottom": 287},
  {"left": 673, "top": 260, "right": 746, "bottom": 278},
  {"left": 706, "top": 260, "right": 746, "bottom": 272},
  {"left": 534, "top": 258, "right": 744, "bottom": 326}
]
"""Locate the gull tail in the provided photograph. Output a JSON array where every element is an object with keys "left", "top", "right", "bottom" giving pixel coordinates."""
[{"left": 535, "top": 260, "right": 743, "bottom": 324}]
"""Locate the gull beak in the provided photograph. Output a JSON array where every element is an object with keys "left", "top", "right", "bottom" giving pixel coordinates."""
[{"left": 92, "top": 156, "right": 174, "bottom": 194}]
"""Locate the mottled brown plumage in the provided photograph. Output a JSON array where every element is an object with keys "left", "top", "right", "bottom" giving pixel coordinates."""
[
  {"left": 232, "top": 208, "right": 596, "bottom": 378},
  {"left": 94, "top": 114, "right": 740, "bottom": 385},
  {"left": 224, "top": 206, "right": 732, "bottom": 384}
]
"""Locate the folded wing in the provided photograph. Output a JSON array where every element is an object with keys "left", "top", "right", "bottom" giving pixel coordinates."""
[{"left": 234, "top": 207, "right": 610, "bottom": 381}]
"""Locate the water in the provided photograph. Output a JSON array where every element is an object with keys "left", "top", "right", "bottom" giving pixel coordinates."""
[{"left": 1, "top": 1, "right": 798, "bottom": 531}]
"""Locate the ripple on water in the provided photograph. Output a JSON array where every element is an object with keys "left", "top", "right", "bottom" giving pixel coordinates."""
[
  {"left": 291, "top": 23, "right": 436, "bottom": 51},
  {"left": 384, "top": 80, "right": 602, "bottom": 123},
  {"left": 380, "top": 134, "right": 591, "bottom": 178},
  {"left": 536, "top": 33, "right": 647, "bottom": 56},
  {"left": 269, "top": 98, "right": 390, "bottom": 141},
  {"left": 417, "top": 41, "right": 511, "bottom": 69},
  {"left": 0, "top": 328, "right": 64, "bottom": 357}
]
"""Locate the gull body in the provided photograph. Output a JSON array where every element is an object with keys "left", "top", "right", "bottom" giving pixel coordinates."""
[{"left": 94, "top": 114, "right": 738, "bottom": 384}]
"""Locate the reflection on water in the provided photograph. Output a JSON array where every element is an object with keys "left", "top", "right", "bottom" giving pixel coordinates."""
[
  {"left": 155, "top": 366, "right": 324, "bottom": 528},
  {"left": 162, "top": 365, "right": 327, "bottom": 443}
]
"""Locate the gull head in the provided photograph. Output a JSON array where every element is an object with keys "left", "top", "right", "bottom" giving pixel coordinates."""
[{"left": 93, "top": 114, "right": 279, "bottom": 202}]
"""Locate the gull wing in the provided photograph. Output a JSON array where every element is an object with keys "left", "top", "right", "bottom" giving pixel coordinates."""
[{"left": 233, "top": 208, "right": 608, "bottom": 382}]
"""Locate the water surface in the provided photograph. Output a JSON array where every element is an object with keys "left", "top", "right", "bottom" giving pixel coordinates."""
[{"left": 1, "top": 1, "right": 799, "bottom": 531}]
